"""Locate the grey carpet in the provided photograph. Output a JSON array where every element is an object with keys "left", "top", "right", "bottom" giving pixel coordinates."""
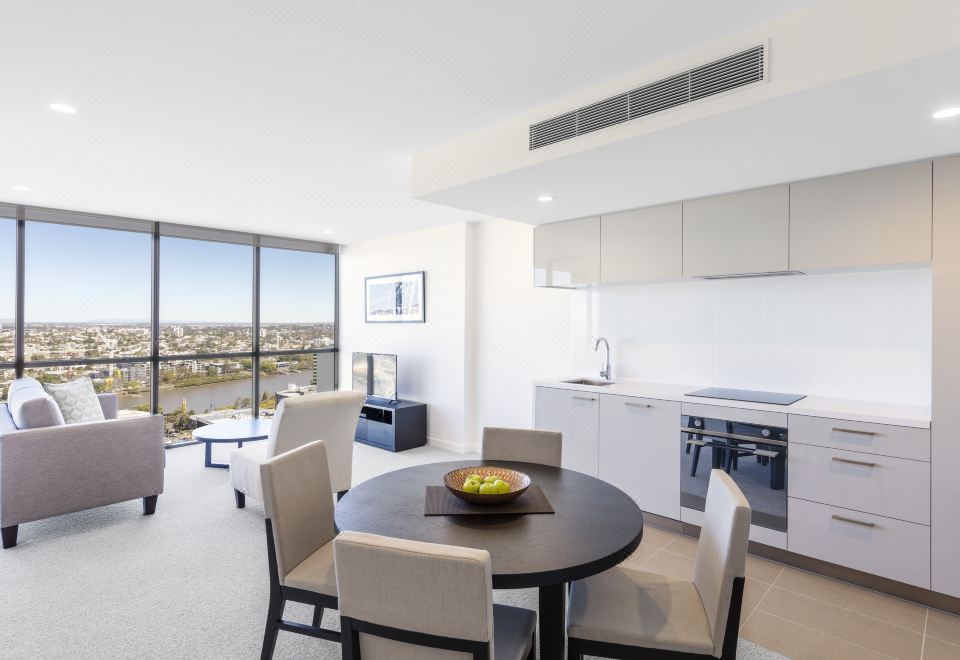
[{"left": 0, "top": 442, "right": 788, "bottom": 659}]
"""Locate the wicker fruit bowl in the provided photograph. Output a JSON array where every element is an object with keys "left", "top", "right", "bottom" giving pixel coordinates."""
[{"left": 443, "top": 466, "right": 531, "bottom": 505}]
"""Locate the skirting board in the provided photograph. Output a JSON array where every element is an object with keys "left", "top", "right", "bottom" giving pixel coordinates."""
[{"left": 425, "top": 436, "right": 473, "bottom": 454}]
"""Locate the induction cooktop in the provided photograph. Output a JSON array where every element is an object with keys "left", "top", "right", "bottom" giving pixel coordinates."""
[{"left": 685, "top": 387, "right": 806, "bottom": 406}]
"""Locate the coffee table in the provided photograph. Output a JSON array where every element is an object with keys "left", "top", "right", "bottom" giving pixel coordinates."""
[
  {"left": 335, "top": 460, "right": 644, "bottom": 659},
  {"left": 192, "top": 419, "right": 272, "bottom": 468}
]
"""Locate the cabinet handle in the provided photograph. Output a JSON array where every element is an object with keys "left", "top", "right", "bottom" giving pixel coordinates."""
[
  {"left": 572, "top": 395, "right": 596, "bottom": 402},
  {"left": 832, "top": 427, "right": 877, "bottom": 437},
  {"left": 831, "top": 514, "right": 877, "bottom": 528},
  {"left": 624, "top": 401, "right": 652, "bottom": 408},
  {"left": 831, "top": 457, "right": 877, "bottom": 468}
]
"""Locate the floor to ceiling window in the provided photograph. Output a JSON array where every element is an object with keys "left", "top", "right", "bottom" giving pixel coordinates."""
[{"left": 0, "top": 207, "right": 337, "bottom": 442}]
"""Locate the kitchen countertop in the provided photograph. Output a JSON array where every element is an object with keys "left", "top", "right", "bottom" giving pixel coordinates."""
[{"left": 534, "top": 377, "right": 931, "bottom": 429}]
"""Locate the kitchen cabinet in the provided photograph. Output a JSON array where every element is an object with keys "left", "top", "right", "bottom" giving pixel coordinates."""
[
  {"left": 534, "top": 387, "right": 599, "bottom": 476},
  {"left": 682, "top": 185, "right": 789, "bottom": 277},
  {"left": 599, "top": 394, "right": 680, "bottom": 519},
  {"left": 790, "top": 161, "right": 932, "bottom": 271},
  {"left": 600, "top": 203, "right": 682, "bottom": 283},
  {"left": 534, "top": 216, "right": 600, "bottom": 287},
  {"left": 933, "top": 155, "right": 960, "bottom": 598}
]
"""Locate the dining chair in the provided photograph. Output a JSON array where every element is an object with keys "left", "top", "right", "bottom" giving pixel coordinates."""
[
  {"left": 566, "top": 469, "right": 751, "bottom": 660},
  {"left": 334, "top": 531, "right": 537, "bottom": 660},
  {"left": 258, "top": 440, "right": 341, "bottom": 660},
  {"left": 481, "top": 427, "right": 562, "bottom": 468},
  {"left": 231, "top": 389, "right": 365, "bottom": 509}
]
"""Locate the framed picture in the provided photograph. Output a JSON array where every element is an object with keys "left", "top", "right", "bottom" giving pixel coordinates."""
[{"left": 365, "top": 271, "right": 425, "bottom": 323}]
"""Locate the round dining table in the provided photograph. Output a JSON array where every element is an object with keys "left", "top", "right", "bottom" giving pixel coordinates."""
[{"left": 334, "top": 460, "right": 644, "bottom": 659}]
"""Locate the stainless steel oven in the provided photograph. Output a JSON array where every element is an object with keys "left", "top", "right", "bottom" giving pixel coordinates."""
[{"left": 680, "top": 413, "right": 788, "bottom": 532}]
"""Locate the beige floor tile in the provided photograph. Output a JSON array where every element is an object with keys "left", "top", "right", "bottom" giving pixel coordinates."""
[
  {"left": 757, "top": 587, "right": 923, "bottom": 660},
  {"left": 927, "top": 608, "right": 960, "bottom": 646},
  {"left": 741, "top": 610, "right": 895, "bottom": 660},
  {"left": 922, "top": 637, "right": 960, "bottom": 660},
  {"left": 639, "top": 547, "right": 695, "bottom": 580},
  {"left": 745, "top": 555, "right": 783, "bottom": 585},
  {"left": 662, "top": 533, "right": 698, "bottom": 559},
  {"left": 639, "top": 525, "right": 680, "bottom": 548},
  {"left": 742, "top": 577, "right": 772, "bottom": 612},
  {"left": 621, "top": 542, "right": 660, "bottom": 567},
  {"left": 739, "top": 606, "right": 756, "bottom": 630},
  {"left": 774, "top": 566, "right": 927, "bottom": 633}
]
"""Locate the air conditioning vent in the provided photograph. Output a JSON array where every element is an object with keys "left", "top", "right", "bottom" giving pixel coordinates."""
[{"left": 529, "top": 44, "right": 766, "bottom": 150}]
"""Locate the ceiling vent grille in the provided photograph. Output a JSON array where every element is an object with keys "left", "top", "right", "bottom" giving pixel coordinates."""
[{"left": 529, "top": 44, "right": 766, "bottom": 150}]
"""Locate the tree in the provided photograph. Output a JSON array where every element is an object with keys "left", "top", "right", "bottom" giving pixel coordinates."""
[{"left": 261, "top": 360, "right": 277, "bottom": 375}]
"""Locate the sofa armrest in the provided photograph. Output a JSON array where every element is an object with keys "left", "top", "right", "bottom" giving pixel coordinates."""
[
  {"left": 97, "top": 393, "right": 119, "bottom": 420},
  {"left": 0, "top": 414, "right": 164, "bottom": 527}
]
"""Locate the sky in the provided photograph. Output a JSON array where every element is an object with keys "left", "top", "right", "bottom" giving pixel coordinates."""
[{"left": 0, "top": 218, "right": 335, "bottom": 323}]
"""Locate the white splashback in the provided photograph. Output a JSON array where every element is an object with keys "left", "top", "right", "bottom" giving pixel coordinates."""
[{"left": 571, "top": 268, "right": 931, "bottom": 405}]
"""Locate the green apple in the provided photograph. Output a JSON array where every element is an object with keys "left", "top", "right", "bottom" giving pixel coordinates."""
[
  {"left": 479, "top": 482, "right": 498, "bottom": 495},
  {"left": 493, "top": 479, "right": 510, "bottom": 494},
  {"left": 482, "top": 475, "right": 499, "bottom": 484},
  {"left": 462, "top": 479, "right": 481, "bottom": 494},
  {"left": 468, "top": 473, "right": 483, "bottom": 482}
]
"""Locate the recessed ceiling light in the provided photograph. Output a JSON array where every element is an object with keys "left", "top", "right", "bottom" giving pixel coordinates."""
[
  {"left": 49, "top": 103, "right": 77, "bottom": 114},
  {"left": 537, "top": 195, "right": 554, "bottom": 203},
  {"left": 12, "top": 185, "right": 31, "bottom": 191},
  {"left": 323, "top": 230, "right": 334, "bottom": 235},
  {"left": 932, "top": 107, "right": 960, "bottom": 119}
]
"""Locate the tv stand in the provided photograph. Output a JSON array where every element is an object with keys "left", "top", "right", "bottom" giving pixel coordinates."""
[{"left": 355, "top": 399, "right": 427, "bottom": 452}]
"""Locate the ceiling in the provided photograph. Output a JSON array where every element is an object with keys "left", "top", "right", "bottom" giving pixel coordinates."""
[{"left": 0, "top": 0, "right": 812, "bottom": 243}]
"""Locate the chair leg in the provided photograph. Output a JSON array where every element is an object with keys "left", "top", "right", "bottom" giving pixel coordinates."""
[
  {"left": 336, "top": 489, "right": 348, "bottom": 502},
  {"left": 235, "top": 489, "right": 246, "bottom": 509},
  {"left": 567, "top": 636, "right": 583, "bottom": 660},
  {"left": 260, "top": 595, "right": 283, "bottom": 660},
  {"left": 311, "top": 606, "right": 323, "bottom": 629},
  {"left": 1, "top": 525, "right": 18, "bottom": 549},
  {"left": 526, "top": 629, "right": 537, "bottom": 660},
  {"left": 143, "top": 495, "right": 158, "bottom": 515}
]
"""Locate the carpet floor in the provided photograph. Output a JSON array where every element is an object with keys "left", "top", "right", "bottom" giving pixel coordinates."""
[{"left": 0, "top": 442, "right": 788, "bottom": 659}]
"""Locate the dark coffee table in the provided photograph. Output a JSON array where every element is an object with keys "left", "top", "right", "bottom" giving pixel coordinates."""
[
  {"left": 335, "top": 460, "right": 644, "bottom": 659},
  {"left": 192, "top": 419, "right": 272, "bottom": 468}
]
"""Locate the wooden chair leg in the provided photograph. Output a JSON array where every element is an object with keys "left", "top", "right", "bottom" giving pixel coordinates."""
[
  {"left": 260, "top": 595, "right": 283, "bottom": 660},
  {"left": 143, "top": 495, "right": 158, "bottom": 515},
  {"left": 567, "top": 636, "right": 583, "bottom": 660},
  {"left": 1, "top": 525, "right": 18, "bottom": 549},
  {"left": 311, "top": 606, "right": 323, "bottom": 629},
  {"left": 235, "top": 489, "right": 246, "bottom": 509}
]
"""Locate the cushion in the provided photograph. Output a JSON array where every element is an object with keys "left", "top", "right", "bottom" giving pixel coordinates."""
[
  {"left": 567, "top": 566, "right": 715, "bottom": 655},
  {"left": 0, "top": 404, "right": 18, "bottom": 434},
  {"left": 7, "top": 378, "right": 65, "bottom": 429},
  {"left": 282, "top": 539, "right": 337, "bottom": 595},
  {"left": 43, "top": 377, "right": 106, "bottom": 425},
  {"left": 229, "top": 443, "right": 269, "bottom": 503}
]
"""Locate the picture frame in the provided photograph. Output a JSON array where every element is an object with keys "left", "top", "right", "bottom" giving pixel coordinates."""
[{"left": 365, "top": 271, "right": 425, "bottom": 323}]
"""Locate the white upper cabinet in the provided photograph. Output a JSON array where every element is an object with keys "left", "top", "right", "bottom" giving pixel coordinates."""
[
  {"left": 534, "top": 216, "right": 600, "bottom": 287},
  {"left": 600, "top": 203, "right": 682, "bottom": 284},
  {"left": 789, "top": 161, "right": 932, "bottom": 271},
  {"left": 682, "top": 185, "right": 789, "bottom": 278}
]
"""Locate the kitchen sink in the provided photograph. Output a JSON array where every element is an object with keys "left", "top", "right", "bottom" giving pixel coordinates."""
[{"left": 563, "top": 378, "right": 615, "bottom": 386}]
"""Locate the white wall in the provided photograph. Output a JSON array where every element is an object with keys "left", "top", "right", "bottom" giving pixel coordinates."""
[
  {"left": 338, "top": 223, "right": 470, "bottom": 450},
  {"left": 571, "top": 267, "right": 932, "bottom": 405}
]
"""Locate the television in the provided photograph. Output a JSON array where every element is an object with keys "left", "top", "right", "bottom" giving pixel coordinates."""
[{"left": 352, "top": 352, "right": 398, "bottom": 401}]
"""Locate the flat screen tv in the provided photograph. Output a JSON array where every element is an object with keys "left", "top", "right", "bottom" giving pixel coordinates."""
[{"left": 352, "top": 352, "right": 398, "bottom": 401}]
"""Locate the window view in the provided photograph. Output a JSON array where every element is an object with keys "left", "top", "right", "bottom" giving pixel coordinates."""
[
  {"left": 0, "top": 218, "right": 13, "bottom": 364},
  {"left": 159, "top": 361, "right": 253, "bottom": 442},
  {"left": 24, "top": 223, "right": 151, "bottom": 360},
  {"left": 257, "top": 353, "right": 323, "bottom": 417},
  {"left": 259, "top": 247, "right": 336, "bottom": 350},
  {"left": 0, "top": 368, "right": 13, "bottom": 403},
  {"left": 23, "top": 363, "right": 151, "bottom": 414}
]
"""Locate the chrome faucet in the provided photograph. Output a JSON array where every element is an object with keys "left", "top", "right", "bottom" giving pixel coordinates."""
[{"left": 593, "top": 337, "right": 611, "bottom": 380}]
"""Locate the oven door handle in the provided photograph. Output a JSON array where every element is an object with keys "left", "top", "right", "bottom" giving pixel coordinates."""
[{"left": 680, "top": 427, "right": 788, "bottom": 447}]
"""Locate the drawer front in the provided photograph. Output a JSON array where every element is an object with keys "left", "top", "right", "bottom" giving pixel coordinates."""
[
  {"left": 789, "top": 415, "right": 929, "bottom": 462},
  {"left": 788, "top": 498, "right": 930, "bottom": 588},
  {"left": 789, "top": 444, "right": 930, "bottom": 524}
]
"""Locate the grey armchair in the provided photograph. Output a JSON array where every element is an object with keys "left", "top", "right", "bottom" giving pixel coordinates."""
[{"left": 0, "top": 379, "right": 165, "bottom": 548}]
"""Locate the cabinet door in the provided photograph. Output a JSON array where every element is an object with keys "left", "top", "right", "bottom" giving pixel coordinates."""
[
  {"left": 601, "top": 203, "right": 682, "bottom": 283},
  {"left": 682, "top": 185, "right": 789, "bottom": 277},
  {"left": 599, "top": 394, "right": 680, "bottom": 519},
  {"left": 534, "top": 216, "right": 600, "bottom": 287},
  {"left": 790, "top": 161, "right": 932, "bottom": 270},
  {"left": 534, "top": 387, "right": 599, "bottom": 476}
]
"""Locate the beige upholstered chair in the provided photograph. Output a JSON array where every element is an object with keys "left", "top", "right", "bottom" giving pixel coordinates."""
[
  {"left": 230, "top": 390, "right": 364, "bottom": 508},
  {"left": 259, "top": 439, "right": 341, "bottom": 659},
  {"left": 481, "top": 427, "right": 562, "bottom": 468},
  {"left": 567, "top": 470, "right": 751, "bottom": 660},
  {"left": 335, "top": 531, "right": 537, "bottom": 660}
]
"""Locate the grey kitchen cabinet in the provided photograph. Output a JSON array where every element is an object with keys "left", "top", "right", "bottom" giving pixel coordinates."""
[
  {"left": 534, "top": 387, "right": 599, "bottom": 477},
  {"left": 534, "top": 216, "right": 600, "bottom": 287},
  {"left": 601, "top": 203, "right": 682, "bottom": 283},
  {"left": 790, "top": 161, "right": 932, "bottom": 271},
  {"left": 932, "top": 156, "right": 960, "bottom": 598},
  {"left": 682, "top": 185, "right": 790, "bottom": 277},
  {"left": 599, "top": 394, "right": 680, "bottom": 519}
]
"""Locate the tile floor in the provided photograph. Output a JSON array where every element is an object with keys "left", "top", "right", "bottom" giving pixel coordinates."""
[{"left": 626, "top": 525, "right": 960, "bottom": 660}]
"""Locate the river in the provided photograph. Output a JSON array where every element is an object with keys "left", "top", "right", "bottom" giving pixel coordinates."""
[{"left": 119, "top": 371, "right": 314, "bottom": 413}]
